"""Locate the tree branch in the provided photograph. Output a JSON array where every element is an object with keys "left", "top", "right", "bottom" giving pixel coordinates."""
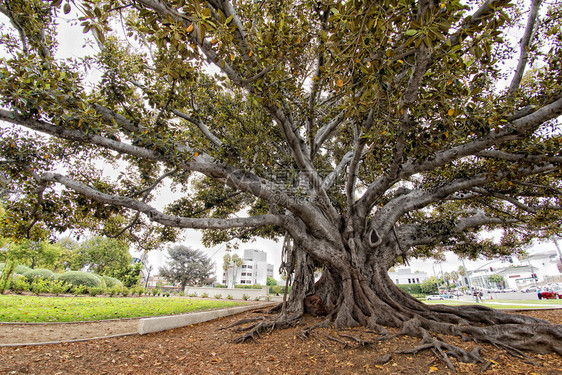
[
  {"left": 36, "top": 172, "right": 287, "bottom": 230},
  {"left": 0, "top": 109, "right": 162, "bottom": 161},
  {"left": 171, "top": 109, "right": 223, "bottom": 147},
  {"left": 508, "top": 0, "right": 543, "bottom": 95}
]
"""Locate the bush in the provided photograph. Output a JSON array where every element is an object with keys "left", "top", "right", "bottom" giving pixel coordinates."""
[
  {"left": 92, "top": 274, "right": 107, "bottom": 289},
  {"left": 234, "top": 284, "right": 263, "bottom": 289},
  {"left": 23, "top": 268, "right": 55, "bottom": 282},
  {"left": 396, "top": 283, "right": 423, "bottom": 295},
  {"left": 179, "top": 290, "right": 185, "bottom": 296},
  {"left": 121, "top": 287, "right": 130, "bottom": 297},
  {"left": 201, "top": 292, "right": 208, "bottom": 298},
  {"left": 102, "top": 276, "right": 123, "bottom": 289},
  {"left": 242, "top": 294, "right": 249, "bottom": 301},
  {"left": 73, "top": 285, "right": 88, "bottom": 295},
  {"left": 213, "top": 284, "right": 227, "bottom": 288},
  {"left": 9, "top": 275, "right": 29, "bottom": 294},
  {"left": 88, "top": 286, "right": 105, "bottom": 297},
  {"left": 30, "top": 278, "right": 51, "bottom": 295},
  {"left": 56, "top": 271, "right": 102, "bottom": 288},
  {"left": 151, "top": 288, "right": 161, "bottom": 296},
  {"left": 214, "top": 294, "right": 222, "bottom": 299},
  {"left": 13, "top": 265, "right": 32, "bottom": 275},
  {"left": 188, "top": 292, "right": 197, "bottom": 297},
  {"left": 48, "top": 279, "right": 70, "bottom": 296},
  {"left": 108, "top": 286, "right": 121, "bottom": 297},
  {"left": 226, "top": 294, "right": 233, "bottom": 300}
]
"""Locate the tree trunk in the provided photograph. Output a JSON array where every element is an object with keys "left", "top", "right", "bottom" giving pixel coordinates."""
[{"left": 235, "top": 230, "right": 562, "bottom": 366}]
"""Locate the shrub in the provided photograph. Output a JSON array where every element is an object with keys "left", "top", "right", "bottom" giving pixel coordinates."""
[
  {"left": 88, "top": 286, "right": 105, "bottom": 297},
  {"left": 226, "top": 294, "right": 233, "bottom": 300},
  {"left": 179, "top": 290, "right": 185, "bottom": 296},
  {"left": 48, "top": 279, "right": 69, "bottom": 296},
  {"left": 214, "top": 294, "right": 222, "bottom": 299},
  {"left": 213, "top": 284, "right": 227, "bottom": 288},
  {"left": 92, "top": 274, "right": 107, "bottom": 289},
  {"left": 163, "top": 292, "right": 170, "bottom": 297},
  {"left": 30, "top": 278, "right": 51, "bottom": 295},
  {"left": 108, "top": 286, "right": 121, "bottom": 297},
  {"left": 13, "top": 265, "right": 32, "bottom": 275},
  {"left": 102, "top": 276, "right": 123, "bottom": 289},
  {"left": 121, "top": 287, "right": 130, "bottom": 297},
  {"left": 254, "top": 296, "right": 260, "bottom": 301},
  {"left": 188, "top": 292, "right": 198, "bottom": 297},
  {"left": 56, "top": 271, "right": 102, "bottom": 288},
  {"left": 242, "top": 294, "right": 249, "bottom": 301},
  {"left": 234, "top": 284, "right": 263, "bottom": 290},
  {"left": 201, "top": 292, "right": 208, "bottom": 298},
  {"left": 73, "top": 285, "right": 87, "bottom": 295},
  {"left": 151, "top": 288, "right": 161, "bottom": 296},
  {"left": 264, "top": 296, "right": 271, "bottom": 301},
  {"left": 9, "top": 275, "right": 29, "bottom": 294},
  {"left": 23, "top": 268, "right": 55, "bottom": 282}
]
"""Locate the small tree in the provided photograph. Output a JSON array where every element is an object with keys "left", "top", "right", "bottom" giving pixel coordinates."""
[
  {"left": 420, "top": 277, "right": 439, "bottom": 295},
  {"left": 159, "top": 245, "right": 215, "bottom": 291},
  {"left": 266, "top": 276, "right": 277, "bottom": 286}
]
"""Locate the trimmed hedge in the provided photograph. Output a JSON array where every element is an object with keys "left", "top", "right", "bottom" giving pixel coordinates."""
[
  {"left": 23, "top": 268, "right": 55, "bottom": 282},
  {"left": 13, "top": 265, "right": 32, "bottom": 275},
  {"left": 396, "top": 283, "right": 423, "bottom": 295},
  {"left": 103, "top": 276, "right": 123, "bottom": 289},
  {"left": 56, "top": 271, "right": 103, "bottom": 288},
  {"left": 92, "top": 274, "right": 107, "bottom": 289}
]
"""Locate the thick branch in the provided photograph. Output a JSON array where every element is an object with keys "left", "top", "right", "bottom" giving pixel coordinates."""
[
  {"left": 0, "top": 109, "right": 162, "bottom": 161},
  {"left": 37, "top": 172, "right": 287, "bottom": 230}
]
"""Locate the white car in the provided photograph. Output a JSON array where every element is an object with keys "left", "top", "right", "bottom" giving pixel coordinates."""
[{"left": 426, "top": 295, "right": 444, "bottom": 300}]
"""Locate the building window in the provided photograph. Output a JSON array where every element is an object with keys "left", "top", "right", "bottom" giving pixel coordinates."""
[
  {"left": 396, "top": 279, "right": 399, "bottom": 284},
  {"left": 416, "top": 278, "right": 420, "bottom": 283},
  {"left": 408, "top": 278, "right": 411, "bottom": 284}
]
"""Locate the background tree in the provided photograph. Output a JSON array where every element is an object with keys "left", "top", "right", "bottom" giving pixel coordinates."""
[
  {"left": 106, "top": 262, "right": 142, "bottom": 288},
  {"left": 159, "top": 245, "right": 215, "bottom": 290},
  {"left": 420, "top": 277, "right": 439, "bottom": 295},
  {"left": 71, "top": 237, "right": 132, "bottom": 275},
  {"left": 488, "top": 274, "right": 505, "bottom": 289},
  {"left": 1, "top": 0, "right": 562, "bottom": 365}
]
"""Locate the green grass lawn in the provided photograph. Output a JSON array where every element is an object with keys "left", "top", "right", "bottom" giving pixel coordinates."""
[
  {"left": 423, "top": 298, "right": 562, "bottom": 309},
  {"left": 0, "top": 295, "right": 245, "bottom": 322}
]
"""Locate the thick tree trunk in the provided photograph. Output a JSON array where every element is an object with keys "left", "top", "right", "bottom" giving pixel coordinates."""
[{"left": 233, "top": 231, "right": 562, "bottom": 367}]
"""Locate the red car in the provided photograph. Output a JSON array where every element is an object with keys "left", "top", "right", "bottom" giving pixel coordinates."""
[{"left": 540, "top": 287, "right": 562, "bottom": 299}]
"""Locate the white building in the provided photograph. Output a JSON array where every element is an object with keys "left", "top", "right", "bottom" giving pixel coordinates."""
[
  {"left": 388, "top": 268, "right": 429, "bottom": 285},
  {"left": 222, "top": 249, "right": 274, "bottom": 287}
]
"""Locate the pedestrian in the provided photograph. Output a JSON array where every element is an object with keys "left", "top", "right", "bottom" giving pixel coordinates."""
[{"left": 537, "top": 288, "right": 542, "bottom": 300}]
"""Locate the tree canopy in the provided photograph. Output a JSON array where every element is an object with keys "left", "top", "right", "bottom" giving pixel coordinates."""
[
  {"left": 159, "top": 245, "right": 215, "bottom": 289},
  {"left": 1, "top": 0, "right": 562, "bottom": 365}
]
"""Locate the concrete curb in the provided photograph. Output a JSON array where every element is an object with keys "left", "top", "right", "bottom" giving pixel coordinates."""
[
  {"left": 138, "top": 302, "right": 275, "bottom": 335},
  {"left": 0, "top": 332, "right": 139, "bottom": 348}
]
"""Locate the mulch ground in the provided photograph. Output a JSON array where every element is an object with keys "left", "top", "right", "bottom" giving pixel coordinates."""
[{"left": 0, "top": 309, "right": 561, "bottom": 374}]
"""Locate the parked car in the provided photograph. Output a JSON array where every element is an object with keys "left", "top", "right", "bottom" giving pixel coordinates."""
[
  {"left": 540, "top": 287, "right": 562, "bottom": 299},
  {"left": 425, "top": 295, "right": 444, "bottom": 300},
  {"left": 521, "top": 286, "right": 538, "bottom": 293},
  {"left": 441, "top": 294, "right": 455, "bottom": 299}
]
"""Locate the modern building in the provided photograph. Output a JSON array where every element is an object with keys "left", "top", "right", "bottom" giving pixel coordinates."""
[
  {"left": 388, "top": 268, "right": 429, "bottom": 285},
  {"left": 222, "top": 249, "right": 274, "bottom": 287}
]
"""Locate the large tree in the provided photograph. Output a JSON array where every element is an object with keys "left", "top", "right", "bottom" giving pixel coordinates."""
[
  {"left": 159, "top": 245, "right": 215, "bottom": 290},
  {"left": 1, "top": 0, "right": 562, "bottom": 366}
]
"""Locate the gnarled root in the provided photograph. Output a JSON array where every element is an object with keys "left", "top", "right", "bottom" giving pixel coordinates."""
[{"left": 231, "top": 313, "right": 302, "bottom": 343}]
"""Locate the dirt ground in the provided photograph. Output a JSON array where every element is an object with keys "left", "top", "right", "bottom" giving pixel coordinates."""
[{"left": 0, "top": 308, "right": 561, "bottom": 375}]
